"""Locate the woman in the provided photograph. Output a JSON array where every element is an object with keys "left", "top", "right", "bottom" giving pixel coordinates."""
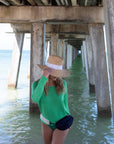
[{"left": 31, "top": 55, "right": 73, "bottom": 144}]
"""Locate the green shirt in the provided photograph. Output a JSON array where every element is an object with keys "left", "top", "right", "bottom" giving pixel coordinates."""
[{"left": 31, "top": 75, "right": 70, "bottom": 124}]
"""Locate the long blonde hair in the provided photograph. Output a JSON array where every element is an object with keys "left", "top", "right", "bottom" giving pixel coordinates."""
[{"left": 44, "top": 76, "right": 65, "bottom": 96}]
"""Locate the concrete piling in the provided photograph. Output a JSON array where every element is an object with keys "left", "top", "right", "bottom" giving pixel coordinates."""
[
  {"left": 86, "top": 36, "right": 95, "bottom": 93},
  {"left": 8, "top": 33, "right": 24, "bottom": 88},
  {"left": 43, "top": 41, "right": 48, "bottom": 65},
  {"left": 64, "top": 42, "right": 68, "bottom": 69},
  {"left": 50, "top": 33, "right": 58, "bottom": 55},
  {"left": 89, "top": 24, "right": 111, "bottom": 117},
  {"left": 104, "top": 0, "right": 114, "bottom": 121},
  {"left": 75, "top": 48, "right": 78, "bottom": 58},
  {"left": 81, "top": 45, "right": 85, "bottom": 70},
  {"left": 30, "top": 23, "right": 45, "bottom": 113},
  {"left": 83, "top": 41, "right": 89, "bottom": 81},
  {"left": 63, "top": 40, "right": 66, "bottom": 69},
  {"left": 58, "top": 39, "right": 63, "bottom": 58},
  {"left": 67, "top": 44, "right": 72, "bottom": 69},
  {"left": 72, "top": 47, "right": 76, "bottom": 62}
]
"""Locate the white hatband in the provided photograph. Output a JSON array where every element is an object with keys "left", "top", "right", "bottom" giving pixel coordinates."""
[{"left": 46, "top": 62, "right": 62, "bottom": 70}]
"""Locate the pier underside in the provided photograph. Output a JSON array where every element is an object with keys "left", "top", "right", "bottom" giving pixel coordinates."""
[{"left": 0, "top": 0, "right": 114, "bottom": 120}]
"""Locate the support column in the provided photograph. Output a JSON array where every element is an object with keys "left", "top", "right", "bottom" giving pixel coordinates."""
[
  {"left": 81, "top": 45, "right": 85, "bottom": 70},
  {"left": 47, "top": 41, "right": 50, "bottom": 60},
  {"left": 86, "top": 36, "right": 95, "bottom": 93},
  {"left": 104, "top": 0, "right": 114, "bottom": 120},
  {"left": 8, "top": 33, "right": 24, "bottom": 88},
  {"left": 44, "top": 41, "right": 48, "bottom": 65},
  {"left": 83, "top": 41, "right": 89, "bottom": 81},
  {"left": 67, "top": 44, "right": 72, "bottom": 69},
  {"left": 64, "top": 42, "right": 67, "bottom": 69},
  {"left": 30, "top": 23, "right": 45, "bottom": 113},
  {"left": 43, "top": 24, "right": 46, "bottom": 65},
  {"left": 89, "top": 24, "right": 111, "bottom": 117},
  {"left": 49, "top": 40, "right": 51, "bottom": 56},
  {"left": 73, "top": 47, "right": 75, "bottom": 61},
  {"left": 27, "top": 63, "right": 30, "bottom": 79},
  {"left": 63, "top": 40, "right": 66, "bottom": 69},
  {"left": 72, "top": 47, "right": 75, "bottom": 62},
  {"left": 74, "top": 48, "right": 78, "bottom": 59},
  {"left": 50, "top": 33, "right": 58, "bottom": 55},
  {"left": 58, "top": 39, "right": 63, "bottom": 58}
]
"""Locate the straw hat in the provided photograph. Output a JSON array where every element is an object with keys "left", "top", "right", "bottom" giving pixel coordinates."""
[{"left": 37, "top": 55, "right": 70, "bottom": 78}]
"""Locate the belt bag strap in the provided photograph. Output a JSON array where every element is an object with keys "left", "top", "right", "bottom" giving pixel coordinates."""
[{"left": 40, "top": 114, "right": 50, "bottom": 125}]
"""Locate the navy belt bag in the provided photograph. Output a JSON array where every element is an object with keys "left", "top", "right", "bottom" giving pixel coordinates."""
[{"left": 55, "top": 115, "right": 74, "bottom": 131}]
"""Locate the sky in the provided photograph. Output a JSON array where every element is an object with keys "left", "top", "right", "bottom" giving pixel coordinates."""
[{"left": 0, "top": 23, "right": 30, "bottom": 50}]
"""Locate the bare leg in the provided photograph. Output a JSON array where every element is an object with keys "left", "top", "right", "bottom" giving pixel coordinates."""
[
  {"left": 41, "top": 123, "right": 54, "bottom": 144},
  {"left": 52, "top": 128, "right": 69, "bottom": 144}
]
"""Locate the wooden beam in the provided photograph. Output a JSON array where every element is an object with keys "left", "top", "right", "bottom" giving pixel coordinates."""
[
  {"left": 85, "top": 0, "right": 88, "bottom": 6},
  {"left": 11, "top": 23, "right": 31, "bottom": 32},
  {"left": 0, "top": 6, "right": 104, "bottom": 23},
  {"left": 27, "top": 0, "right": 36, "bottom": 5},
  {"left": 60, "top": 0, "right": 65, "bottom": 5},
  {"left": 46, "top": 24, "right": 89, "bottom": 34},
  {"left": 55, "top": 0, "right": 61, "bottom": 5},
  {"left": 34, "top": 0, "right": 44, "bottom": 5},
  {"left": 71, "top": 0, "right": 78, "bottom": 6},
  {"left": 41, "top": 0, "right": 49, "bottom": 5},
  {"left": 46, "top": 34, "right": 86, "bottom": 40},
  {"left": 0, "top": 0, "right": 10, "bottom": 6},
  {"left": 58, "top": 0, "right": 62, "bottom": 5},
  {"left": 59, "top": 34, "right": 86, "bottom": 39},
  {"left": 10, "top": 23, "right": 89, "bottom": 34},
  {"left": 9, "top": 0, "right": 24, "bottom": 5},
  {"left": 64, "top": 0, "right": 69, "bottom": 5},
  {"left": 67, "top": 0, "right": 72, "bottom": 5}
]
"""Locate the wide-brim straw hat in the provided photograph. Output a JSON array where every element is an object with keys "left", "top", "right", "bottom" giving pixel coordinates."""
[{"left": 37, "top": 55, "right": 70, "bottom": 78}]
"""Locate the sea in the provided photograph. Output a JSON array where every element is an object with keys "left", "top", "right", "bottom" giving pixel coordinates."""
[{"left": 0, "top": 50, "right": 114, "bottom": 144}]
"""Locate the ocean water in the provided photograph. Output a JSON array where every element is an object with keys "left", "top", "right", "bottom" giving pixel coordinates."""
[{"left": 0, "top": 50, "right": 114, "bottom": 144}]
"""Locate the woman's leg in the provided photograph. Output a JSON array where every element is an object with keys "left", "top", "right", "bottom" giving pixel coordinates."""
[
  {"left": 52, "top": 128, "right": 69, "bottom": 144},
  {"left": 41, "top": 123, "right": 54, "bottom": 144}
]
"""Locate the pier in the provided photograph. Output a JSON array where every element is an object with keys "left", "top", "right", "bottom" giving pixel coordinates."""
[{"left": 0, "top": 0, "right": 114, "bottom": 120}]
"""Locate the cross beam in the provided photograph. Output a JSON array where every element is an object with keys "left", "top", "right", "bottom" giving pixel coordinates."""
[
  {"left": 0, "top": 6, "right": 104, "bottom": 23},
  {"left": 11, "top": 23, "right": 89, "bottom": 34}
]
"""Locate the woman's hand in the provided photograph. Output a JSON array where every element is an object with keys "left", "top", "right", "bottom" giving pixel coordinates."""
[{"left": 43, "top": 68, "right": 53, "bottom": 78}]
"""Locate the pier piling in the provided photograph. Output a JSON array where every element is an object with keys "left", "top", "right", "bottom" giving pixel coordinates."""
[
  {"left": 30, "top": 23, "right": 45, "bottom": 113},
  {"left": 89, "top": 24, "right": 111, "bottom": 117},
  {"left": 86, "top": 36, "right": 95, "bottom": 93},
  {"left": 8, "top": 33, "right": 24, "bottom": 88},
  {"left": 104, "top": 0, "right": 114, "bottom": 122}
]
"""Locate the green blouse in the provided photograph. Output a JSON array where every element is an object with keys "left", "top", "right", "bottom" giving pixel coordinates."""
[{"left": 31, "top": 75, "right": 70, "bottom": 124}]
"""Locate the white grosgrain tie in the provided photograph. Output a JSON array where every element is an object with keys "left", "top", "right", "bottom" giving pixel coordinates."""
[{"left": 46, "top": 62, "right": 62, "bottom": 70}]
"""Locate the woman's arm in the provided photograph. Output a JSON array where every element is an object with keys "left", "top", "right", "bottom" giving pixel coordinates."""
[
  {"left": 31, "top": 75, "right": 48, "bottom": 103},
  {"left": 31, "top": 67, "right": 53, "bottom": 103}
]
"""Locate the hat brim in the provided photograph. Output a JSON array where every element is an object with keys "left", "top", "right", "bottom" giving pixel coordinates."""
[{"left": 37, "top": 64, "right": 70, "bottom": 78}]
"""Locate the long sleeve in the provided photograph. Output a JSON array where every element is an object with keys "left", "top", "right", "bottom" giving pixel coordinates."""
[{"left": 31, "top": 75, "right": 48, "bottom": 103}]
